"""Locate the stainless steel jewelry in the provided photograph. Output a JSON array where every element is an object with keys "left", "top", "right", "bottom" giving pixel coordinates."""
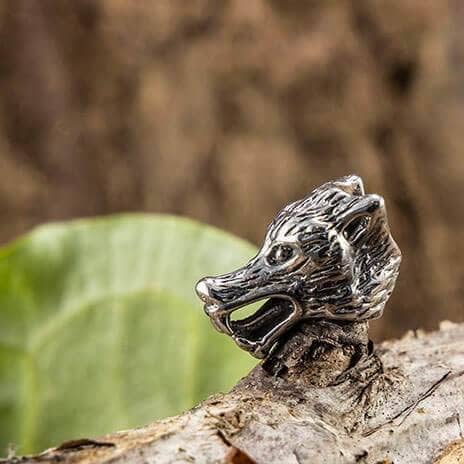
[{"left": 196, "top": 175, "right": 401, "bottom": 359}]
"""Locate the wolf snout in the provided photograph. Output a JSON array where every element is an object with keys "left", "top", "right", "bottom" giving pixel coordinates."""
[{"left": 195, "top": 278, "right": 218, "bottom": 305}]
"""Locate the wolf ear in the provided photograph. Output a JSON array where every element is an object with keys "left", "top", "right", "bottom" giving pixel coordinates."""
[
  {"left": 333, "top": 174, "right": 365, "bottom": 196},
  {"left": 336, "top": 194, "right": 385, "bottom": 244}
]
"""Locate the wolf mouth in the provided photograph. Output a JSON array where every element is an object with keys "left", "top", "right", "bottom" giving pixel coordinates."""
[{"left": 207, "top": 295, "right": 300, "bottom": 357}]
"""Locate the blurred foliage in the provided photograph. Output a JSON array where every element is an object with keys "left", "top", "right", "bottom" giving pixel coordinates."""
[
  {"left": 0, "top": 1, "right": 463, "bottom": 342},
  {"left": 0, "top": 215, "right": 257, "bottom": 455}
]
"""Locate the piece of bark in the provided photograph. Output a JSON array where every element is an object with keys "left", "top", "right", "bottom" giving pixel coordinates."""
[{"left": 3, "top": 320, "right": 464, "bottom": 464}]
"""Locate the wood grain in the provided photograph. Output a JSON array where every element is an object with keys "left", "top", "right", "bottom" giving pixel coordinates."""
[{"left": 3, "top": 321, "right": 463, "bottom": 464}]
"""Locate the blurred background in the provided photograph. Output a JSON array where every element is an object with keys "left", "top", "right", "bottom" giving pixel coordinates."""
[{"left": 0, "top": 0, "right": 463, "bottom": 341}]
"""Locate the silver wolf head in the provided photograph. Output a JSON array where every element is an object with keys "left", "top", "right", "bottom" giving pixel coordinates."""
[{"left": 196, "top": 175, "right": 401, "bottom": 358}]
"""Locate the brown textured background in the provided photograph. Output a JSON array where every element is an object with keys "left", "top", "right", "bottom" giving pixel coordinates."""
[{"left": 0, "top": 0, "right": 463, "bottom": 339}]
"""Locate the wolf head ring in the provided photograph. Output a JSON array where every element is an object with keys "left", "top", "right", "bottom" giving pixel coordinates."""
[{"left": 196, "top": 175, "right": 401, "bottom": 358}]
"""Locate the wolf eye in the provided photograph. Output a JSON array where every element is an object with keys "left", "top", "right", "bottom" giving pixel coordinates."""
[{"left": 266, "top": 245, "right": 295, "bottom": 266}]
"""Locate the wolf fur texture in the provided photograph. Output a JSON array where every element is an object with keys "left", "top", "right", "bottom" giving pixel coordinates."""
[{"left": 196, "top": 175, "right": 401, "bottom": 358}]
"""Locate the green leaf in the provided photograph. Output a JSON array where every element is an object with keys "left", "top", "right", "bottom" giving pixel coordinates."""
[{"left": 0, "top": 214, "right": 258, "bottom": 454}]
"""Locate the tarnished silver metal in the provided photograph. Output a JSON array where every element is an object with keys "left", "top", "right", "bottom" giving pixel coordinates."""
[{"left": 196, "top": 175, "right": 401, "bottom": 358}]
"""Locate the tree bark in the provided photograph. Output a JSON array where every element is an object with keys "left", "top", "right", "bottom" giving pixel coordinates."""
[{"left": 3, "top": 320, "right": 464, "bottom": 464}]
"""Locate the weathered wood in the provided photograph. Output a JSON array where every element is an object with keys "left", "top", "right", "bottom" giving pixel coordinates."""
[{"left": 3, "top": 320, "right": 464, "bottom": 464}]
